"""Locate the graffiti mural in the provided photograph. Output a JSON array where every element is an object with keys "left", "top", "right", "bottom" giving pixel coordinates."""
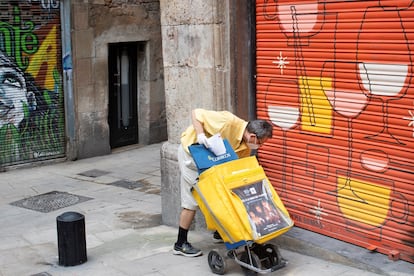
[
  {"left": 256, "top": 0, "right": 414, "bottom": 262},
  {"left": 0, "top": 1, "right": 64, "bottom": 166}
]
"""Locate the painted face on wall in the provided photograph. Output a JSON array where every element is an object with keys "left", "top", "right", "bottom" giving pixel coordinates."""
[{"left": 0, "top": 52, "right": 28, "bottom": 128}]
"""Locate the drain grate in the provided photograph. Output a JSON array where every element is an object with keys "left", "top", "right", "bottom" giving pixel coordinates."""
[
  {"left": 78, "top": 169, "right": 109, "bottom": 178},
  {"left": 10, "top": 191, "right": 93, "bottom": 213}
]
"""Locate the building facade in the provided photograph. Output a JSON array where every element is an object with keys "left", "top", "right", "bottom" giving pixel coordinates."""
[{"left": 0, "top": 0, "right": 167, "bottom": 169}]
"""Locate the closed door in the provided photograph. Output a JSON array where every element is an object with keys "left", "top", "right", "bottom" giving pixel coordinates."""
[{"left": 108, "top": 42, "right": 138, "bottom": 148}]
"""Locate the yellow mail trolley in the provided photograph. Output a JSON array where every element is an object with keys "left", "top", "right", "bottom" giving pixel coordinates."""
[{"left": 190, "top": 145, "right": 294, "bottom": 275}]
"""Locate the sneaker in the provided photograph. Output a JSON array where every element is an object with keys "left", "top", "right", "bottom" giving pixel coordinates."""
[
  {"left": 212, "top": 231, "right": 224, "bottom": 243},
  {"left": 173, "top": 242, "right": 203, "bottom": 257}
]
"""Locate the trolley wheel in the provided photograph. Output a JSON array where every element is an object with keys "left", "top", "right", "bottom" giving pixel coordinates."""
[
  {"left": 253, "top": 243, "right": 283, "bottom": 269},
  {"left": 208, "top": 250, "right": 227, "bottom": 275},
  {"left": 240, "top": 251, "right": 261, "bottom": 276}
]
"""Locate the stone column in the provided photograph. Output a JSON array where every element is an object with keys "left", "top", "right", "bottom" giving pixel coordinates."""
[{"left": 159, "top": 0, "right": 231, "bottom": 228}]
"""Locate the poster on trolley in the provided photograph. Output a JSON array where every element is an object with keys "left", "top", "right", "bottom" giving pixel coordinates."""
[{"left": 233, "top": 180, "right": 291, "bottom": 238}]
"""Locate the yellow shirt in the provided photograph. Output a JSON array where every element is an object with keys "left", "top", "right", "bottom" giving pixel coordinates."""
[{"left": 181, "top": 109, "right": 250, "bottom": 158}]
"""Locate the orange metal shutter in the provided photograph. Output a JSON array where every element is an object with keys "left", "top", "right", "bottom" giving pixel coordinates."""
[{"left": 255, "top": 0, "right": 414, "bottom": 263}]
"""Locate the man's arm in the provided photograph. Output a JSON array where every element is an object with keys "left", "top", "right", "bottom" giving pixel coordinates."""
[
  {"left": 192, "top": 109, "right": 208, "bottom": 147},
  {"left": 192, "top": 109, "right": 205, "bottom": 135}
]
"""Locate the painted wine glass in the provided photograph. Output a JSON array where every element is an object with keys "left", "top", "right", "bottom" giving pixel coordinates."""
[{"left": 356, "top": 7, "right": 412, "bottom": 145}]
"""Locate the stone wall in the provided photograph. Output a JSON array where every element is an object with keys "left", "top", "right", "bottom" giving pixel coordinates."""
[
  {"left": 70, "top": 0, "right": 166, "bottom": 159},
  {"left": 159, "top": 0, "right": 233, "bottom": 229}
]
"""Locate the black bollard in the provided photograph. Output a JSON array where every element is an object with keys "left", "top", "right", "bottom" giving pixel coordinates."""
[{"left": 56, "top": 211, "right": 87, "bottom": 266}]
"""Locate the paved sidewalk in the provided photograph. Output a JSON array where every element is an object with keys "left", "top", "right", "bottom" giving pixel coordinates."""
[{"left": 0, "top": 143, "right": 412, "bottom": 276}]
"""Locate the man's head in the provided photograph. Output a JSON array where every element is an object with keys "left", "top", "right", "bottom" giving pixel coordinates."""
[{"left": 243, "top": 120, "right": 273, "bottom": 149}]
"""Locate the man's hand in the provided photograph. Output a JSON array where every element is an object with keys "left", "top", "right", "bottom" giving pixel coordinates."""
[{"left": 197, "top": 133, "right": 209, "bottom": 148}]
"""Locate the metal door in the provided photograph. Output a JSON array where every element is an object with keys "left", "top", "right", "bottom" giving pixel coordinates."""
[
  {"left": 0, "top": 2, "right": 65, "bottom": 167},
  {"left": 108, "top": 42, "right": 138, "bottom": 148}
]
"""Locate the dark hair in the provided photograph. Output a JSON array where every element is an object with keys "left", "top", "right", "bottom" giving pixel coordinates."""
[{"left": 246, "top": 120, "right": 273, "bottom": 139}]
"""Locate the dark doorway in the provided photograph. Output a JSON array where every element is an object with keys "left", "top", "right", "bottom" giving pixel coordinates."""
[{"left": 108, "top": 42, "right": 138, "bottom": 148}]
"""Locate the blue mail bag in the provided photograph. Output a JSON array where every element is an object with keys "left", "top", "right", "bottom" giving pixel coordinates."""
[{"left": 188, "top": 139, "right": 238, "bottom": 174}]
